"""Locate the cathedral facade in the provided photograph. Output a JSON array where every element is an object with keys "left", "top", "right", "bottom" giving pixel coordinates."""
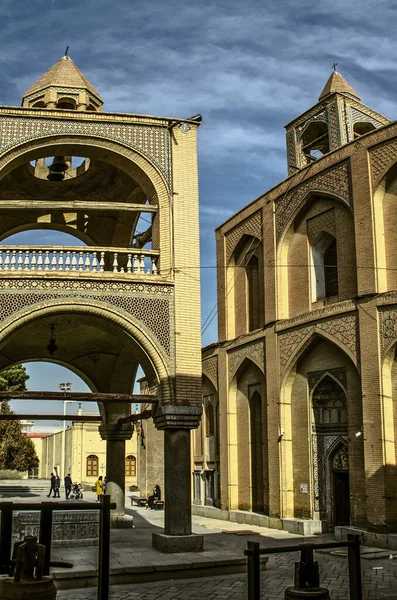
[{"left": 195, "top": 71, "right": 397, "bottom": 536}]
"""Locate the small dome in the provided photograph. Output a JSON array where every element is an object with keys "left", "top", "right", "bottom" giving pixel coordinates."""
[{"left": 22, "top": 55, "right": 103, "bottom": 111}]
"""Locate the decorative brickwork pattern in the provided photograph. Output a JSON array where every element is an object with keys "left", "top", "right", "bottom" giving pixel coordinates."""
[
  {"left": 225, "top": 211, "right": 262, "bottom": 262},
  {"left": 312, "top": 434, "right": 347, "bottom": 513},
  {"left": 351, "top": 107, "right": 384, "bottom": 127},
  {"left": 278, "top": 313, "right": 359, "bottom": 374},
  {"left": 307, "top": 208, "right": 336, "bottom": 244},
  {"left": 379, "top": 306, "right": 397, "bottom": 357},
  {"left": 308, "top": 367, "right": 347, "bottom": 393},
  {"left": 327, "top": 101, "right": 341, "bottom": 151},
  {"left": 275, "top": 162, "right": 352, "bottom": 242},
  {"left": 0, "top": 278, "right": 173, "bottom": 358},
  {"left": 370, "top": 138, "right": 397, "bottom": 188},
  {"left": 202, "top": 355, "right": 218, "bottom": 391},
  {"left": 0, "top": 116, "right": 171, "bottom": 185},
  {"left": 228, "top": 338, "right": 265, "bottom": 381}
]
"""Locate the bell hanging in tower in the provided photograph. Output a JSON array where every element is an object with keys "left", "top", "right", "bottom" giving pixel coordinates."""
[{"left": 47, "top": 156, "right": 68, "bottom": 181}]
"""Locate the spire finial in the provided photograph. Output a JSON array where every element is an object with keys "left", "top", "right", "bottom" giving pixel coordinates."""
[
  {"left": 65, "top": 46, "right": 69, "bottom": 57},
  {"left": 332, "top": 62, "right": 338, "bottom": 72}
]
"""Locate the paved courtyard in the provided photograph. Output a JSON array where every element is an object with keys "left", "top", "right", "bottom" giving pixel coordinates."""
[
  {"left": 2, "top": 482, "right": 397, "bottom": 599},
  {"left": 56, "top": 552, "right": 397, "bottom": 600}
]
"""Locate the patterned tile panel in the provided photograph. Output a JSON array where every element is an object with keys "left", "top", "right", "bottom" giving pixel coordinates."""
[
  {"left": 225, "top": 211, "right": 262, "bottom": 262},
  {"left": 0, "top": 115, "right": 171, "bottom": 185},
  {"left": 370, "top": 138, "right": 397, "bottom": 188},
  {"left": 275, "top": 161, "right": 352, "bottom": 242},
  {"left": 228, "top": 338, "right": 265, "bottom": 381},
  {"left": 278, "top": 313, "right": 359, "bottom": 374},
  {"left": 202, "top": 355, "right": 218, "bottom": 391},
  {"left": 0, "top": 278, "right": 174, "bottom": 360}
]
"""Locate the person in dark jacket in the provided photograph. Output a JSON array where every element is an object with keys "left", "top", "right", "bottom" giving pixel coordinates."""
[
  {"left": 147, "top": 484, "right": 161, "bottom": 509},
  {"left": 47, "top": 473, "right": 56, "bottom": 497},
  {"left": 54, "top": 475, "right": 61, "bottom": 498},
  {"left": 64, "top": 473, "right": 72, "bottom": 499}
]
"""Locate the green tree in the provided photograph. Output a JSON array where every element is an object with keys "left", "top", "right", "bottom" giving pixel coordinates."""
[{"left": 0, "top": 365, "right": 38, "bottom": 472}]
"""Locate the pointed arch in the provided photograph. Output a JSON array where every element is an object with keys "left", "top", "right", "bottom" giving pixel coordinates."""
[
  {"left": 281, "top": 328, "right": 359, "bottom": 385},
  {"left": 229, "top": 352, "right": 265, "bottom": 384}
]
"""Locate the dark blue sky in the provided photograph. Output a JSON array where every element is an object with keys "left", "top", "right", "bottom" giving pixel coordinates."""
[{"left": 0, "top": 0, "right": 395, "bottom": 415}]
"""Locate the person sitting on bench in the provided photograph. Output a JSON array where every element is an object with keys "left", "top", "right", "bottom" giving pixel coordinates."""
[{"left": 147, "top": 484, "right": 161, "bottom": 509}]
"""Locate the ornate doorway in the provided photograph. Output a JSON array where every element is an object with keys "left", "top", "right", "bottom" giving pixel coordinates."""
[
  {"left": 332, "top": 445, "right": 350, "bottom": 526},
  {"left": 310, "top": 370, "right": 350, "bottom": 527}
]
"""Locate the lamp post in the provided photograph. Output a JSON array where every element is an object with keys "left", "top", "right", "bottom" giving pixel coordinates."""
[{"left": 59, "top": 383, "right": 76, "bottom": 479}]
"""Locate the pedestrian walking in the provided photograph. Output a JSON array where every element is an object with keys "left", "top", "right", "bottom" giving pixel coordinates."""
[
  {"left": 54, "top": 475, "right": 61, "bottom": 498},
  {"left": 64, "top": 473, "right": 72, "bottom": 499},
  {"left": 47, "top": 473, "right": 56, "bottom": 497},
  {"left": 95, "top": 475, "right": 103, "bottom": 502},
  {"left": 102, "top": 476, "right": 107, "bottom": 494}
]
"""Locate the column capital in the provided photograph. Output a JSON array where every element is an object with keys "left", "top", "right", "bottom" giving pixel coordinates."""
[
  {"left": 153, "top": 404, "right": 202, "bottom": 430},
  {"left": 99, "top": 424, "right": 132, "bottom": 441}
]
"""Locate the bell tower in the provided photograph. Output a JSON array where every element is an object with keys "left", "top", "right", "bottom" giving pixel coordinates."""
[{"left": 285, "top": 69, "right": 391, "bottom": 175}]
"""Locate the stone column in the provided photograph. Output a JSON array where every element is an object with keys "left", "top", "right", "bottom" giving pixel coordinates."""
[
  {"left": 152, "top": 405, "right": 203, "bottom": 553},
  {"left": 99, "top": 424, "right": 134, "bottom": 528}
]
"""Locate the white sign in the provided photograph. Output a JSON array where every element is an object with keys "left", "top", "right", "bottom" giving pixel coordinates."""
[{"left": 300, "top": 483, "right": 308, "bottom": 494}]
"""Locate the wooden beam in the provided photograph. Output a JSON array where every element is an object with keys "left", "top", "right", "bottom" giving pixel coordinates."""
[
  {"left": 117, "top": 409, "right": 152, "bottom": 425},
  {"left": 0, "top": 392, "right": 157, "bottom": 403},
  {"left": 0, "top": 414, "right": 102, "bottom": 421},
  {"left": 0, "top": 201, "right": 157, "bottom": 213}
]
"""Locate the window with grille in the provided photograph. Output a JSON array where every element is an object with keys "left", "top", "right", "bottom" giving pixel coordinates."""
[
  {"left": 86, "top": 454, "right": 99, "bottom": 477},
  {"left": 312, "top": 375, "right": 347, "bottom": 427},
  {"left": 126, "top": 455, "right": 136, "bottom": 477}
]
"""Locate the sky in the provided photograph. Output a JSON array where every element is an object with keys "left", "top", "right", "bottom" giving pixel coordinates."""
[{"left": 0, "top": 0, "right": 396, "bottom": 420}]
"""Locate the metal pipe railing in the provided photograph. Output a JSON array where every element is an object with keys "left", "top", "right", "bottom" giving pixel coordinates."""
[
  {"left": 0, "top": 495, "right": 115, "bottom": 600},
  {"left": 245, "top": 533, "right": 362, "bottom": 600}
]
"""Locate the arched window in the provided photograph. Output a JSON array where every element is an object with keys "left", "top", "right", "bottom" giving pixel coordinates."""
[
  {"left": 311, "top": 232, "right": 338, "bottom": 301},
  {"left": 353, "top": 122, "right": 376, "bottom": 138},
  {"left": 301, "top": 121, "right": 329, "bottom": 164},
  {"left": 32, "top": 101, "right": 45, "bottom": 108},
  {"left": 312, "top": 375, "right": 347, "bottom": 429},
  {"left": 86, "top": 454, "right": 99, "bottom": 477},
  {"left": 205, "top": 403, "right": 214, "bottom": 436},
  {"left": 126, "top": 455, "right": 136, "bottom": 477},
  {"left": 57, "top": 98, "right": 76, "bottom": 110}
]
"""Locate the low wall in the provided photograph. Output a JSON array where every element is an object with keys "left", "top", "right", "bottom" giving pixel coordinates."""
[{"left": 15, "top": 511, "right": 99, "bottom": 547}]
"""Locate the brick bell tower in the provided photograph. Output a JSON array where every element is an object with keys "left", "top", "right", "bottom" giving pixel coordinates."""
[
  {"left": 285, "top": 69, "right": 391, "bottom": 175},
  {"left": 0, "top": 51, "right": 203, "bottom": 551}
]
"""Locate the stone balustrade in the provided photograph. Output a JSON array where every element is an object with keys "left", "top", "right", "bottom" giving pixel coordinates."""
[{"left": 0, "top": 246, "right": 159, "bottom": 275}]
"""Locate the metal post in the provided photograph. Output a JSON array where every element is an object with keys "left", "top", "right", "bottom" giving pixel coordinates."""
[
  {"left": 0, "top": 502, "right": 13, "bottom": 574},
  {"left": 247, "top": 541, "right": 260, "bottom": 600},
  {"left": 347, "top": 534, "right": 362, "bottom": 600},
  {"left": 39, "top": 502, "right": 53, "bottom": 576},
  {"left": 98, "top": 494, "right": 111, "bottom": 600}
]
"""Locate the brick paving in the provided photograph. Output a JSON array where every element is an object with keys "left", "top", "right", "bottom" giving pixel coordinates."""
[{"left": 58, "top": 551, "right": 397, "bottom": 599}]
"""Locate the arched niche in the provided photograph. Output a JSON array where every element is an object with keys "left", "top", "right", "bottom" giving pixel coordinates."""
[
  {"left": 280, "top": 334, "right": 363, "bottom": 524},
  {"left": 229, "top": 358, "right": 267, "bottom": 513},
  {"left": 373, "top": 162, "right": 397, "bottom": 293},
  {"left": 277, "top": 193, "right": 356, "bottom": 319},
  {"left": 226, "top": 234, "right": 264, "bottom": 338}
]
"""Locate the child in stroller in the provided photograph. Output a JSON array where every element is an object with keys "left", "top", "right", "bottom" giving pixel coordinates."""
[{"left": 69, "top": 483, "right": 84, "bottom": 500}]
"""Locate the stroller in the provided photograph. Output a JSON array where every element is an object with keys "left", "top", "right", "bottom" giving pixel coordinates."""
[{"left": 69, "top": 483, "right": 84, "bottom": 500}]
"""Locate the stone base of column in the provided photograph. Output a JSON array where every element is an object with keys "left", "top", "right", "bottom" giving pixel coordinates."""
[
  {"left": 111, "top": 514, "right": 134, "bottom": 528},
  {"left": 152, "top": 532, "right": 204, "bottom": 553}
]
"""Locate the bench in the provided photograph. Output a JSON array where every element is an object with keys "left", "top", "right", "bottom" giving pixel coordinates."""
[
  {"left": 129, "top": 496, "right": 147, "bottom": 507},
  {"left": 153, "top": 500, "right": 164, "bottom": 510}
]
